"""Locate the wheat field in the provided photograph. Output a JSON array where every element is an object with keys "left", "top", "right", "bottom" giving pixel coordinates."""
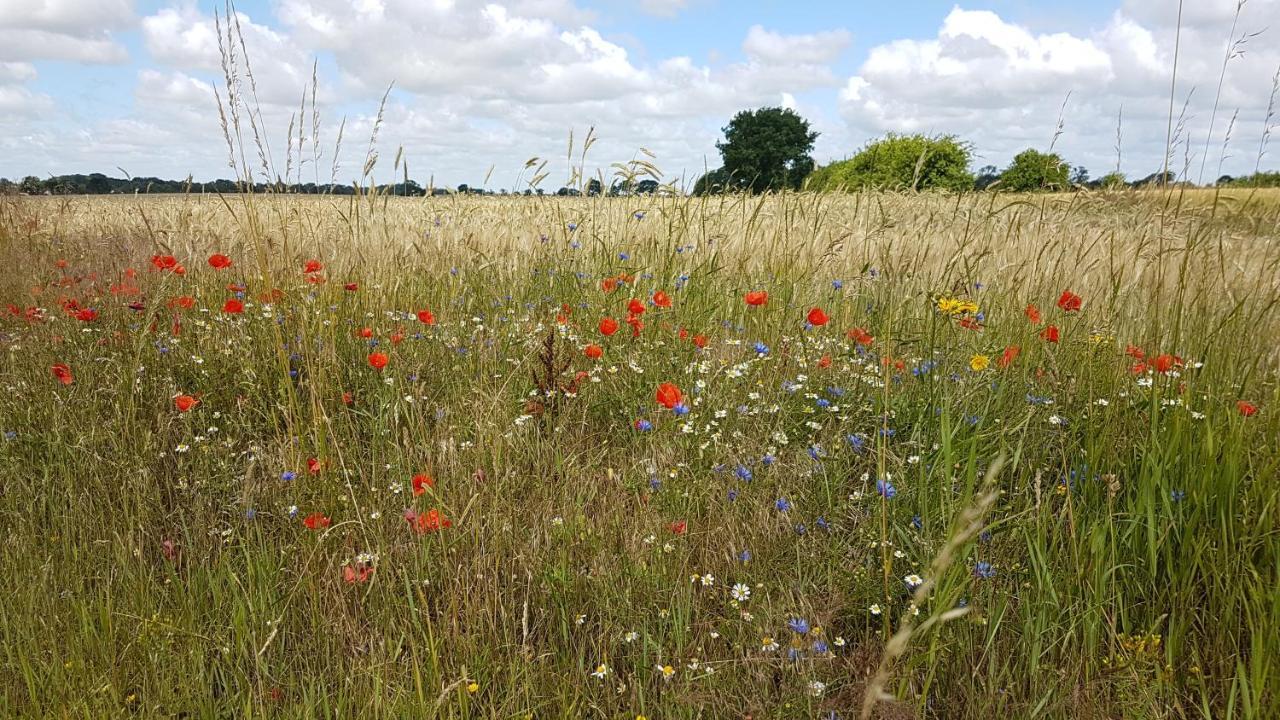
[{"left": 0, "top": 188, "right": 1277, "bottom": 718}]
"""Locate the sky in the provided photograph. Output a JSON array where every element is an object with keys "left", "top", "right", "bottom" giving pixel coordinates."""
[{"left": 2, "top": 0, "right": 1279, "bottom": 190}]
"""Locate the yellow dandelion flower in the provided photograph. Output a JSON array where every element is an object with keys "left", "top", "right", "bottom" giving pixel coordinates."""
[{"left": 970, "top": 354, "right": 991, "bottom": 371}]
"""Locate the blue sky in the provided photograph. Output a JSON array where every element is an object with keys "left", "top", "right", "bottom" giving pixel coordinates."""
[{"left": 2, "top": 0, "right": 1278, "bottom": 187}]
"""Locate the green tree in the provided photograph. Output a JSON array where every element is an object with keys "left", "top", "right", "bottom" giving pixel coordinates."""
[
  {"left": 806, "top": 133, "right": 973, "bottom": 192},
  {"left": 1098, "top": 171, "right": 1127, "bottom": 190},
  {"left": 586, "top": 178, "right": 603, "bottom": 196},
  {"left": 999, "top": 149, "right": 1071, "bottom": 192},
  {"left": 713, "top": 107, "right": 817, "bottom": 193}
]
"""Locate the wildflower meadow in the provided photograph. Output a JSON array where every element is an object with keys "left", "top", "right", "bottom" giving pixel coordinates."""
[{"left": 0, "top": 186, "right": 1276, "bottom": 718}]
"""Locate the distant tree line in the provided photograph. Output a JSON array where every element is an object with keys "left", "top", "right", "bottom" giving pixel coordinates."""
[
  {"left": 692, "top": 107, "right": 1280, "bottom": 195},
  {"left": 7, "top": 114, "right": 1280, "bottom": 198},
  {"left": 0, "top": 173, "right": 670, "bottom": 198}
]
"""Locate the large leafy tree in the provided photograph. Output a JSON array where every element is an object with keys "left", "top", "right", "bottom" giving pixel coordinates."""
[
  {"left": 712, "top": 107, "right": 818, "bottom": 193},
  {"left": 999, "top": 149, "right": 1071, "bottom": 192},
  {"left": 806, "top": 133, "right": 974, "bottom": 192}
]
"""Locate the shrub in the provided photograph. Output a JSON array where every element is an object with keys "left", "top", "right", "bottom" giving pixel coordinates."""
[{"left": 807, "top": 134, "right": 974, "bottom": 192}]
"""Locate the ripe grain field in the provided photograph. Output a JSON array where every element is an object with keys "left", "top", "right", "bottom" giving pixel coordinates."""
[{"left": 0, "top": 188, "right": 1277, "bottom": 718}]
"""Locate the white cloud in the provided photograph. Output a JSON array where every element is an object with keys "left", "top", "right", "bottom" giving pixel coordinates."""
[
  {"left": 0, "top": 0, "right": 133, "bottom": 63},
  {"left": 142, "top": 5, "right": 316, "bottom": 105},
  {"left": 743, "top": 25, "right": 851, "bottom": 66},
  {"left": 637, "top": 0, "right": 688, "bottom": 18},
  {"left": 839, "top": 4, "right": 1280, "bottom": 178}
]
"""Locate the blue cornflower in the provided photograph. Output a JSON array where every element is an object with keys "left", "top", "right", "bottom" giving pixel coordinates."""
[
  {"left": 847, "top": 434, "right": 866, "bottom": 453},
  {"left": 775, "top": 497, "right": 792, "bottom": 512},
  {"left": 974, "top": 561, "right": 995, "bottom": 579},
  {"left": 618, "top": 252, "right": 630, "bottom": 260},
  {"left": 673, "top": 403, "right": 690, "bottom": 417},
  {"left": 1171, "top": 489, "right": 1186, "bottom": 502},
  {"left": 815, "top": 517, "right": 829, "bottom": 531},
  {"left": 649, "top": 476, "right": 661, "bottom": 491},
  {"left": 761, "top": 454, "right": 775, "bottom": 466},
  {"left": 816, "top": 398, "right": 831, "bottom": 409},
  {"left": 727, "top": 489, "right": 738, "bottom": 502},
  {"left": 281, "top": 471, "right": 296, "bottom": 481},
  {"left": 813, "top": 639, "right": 829, "bottom": 654},
  {"left": 832, "top": 279, "right": 843, "bottom": 290},
  {"left": 876, "top": 478, "right": 897, "bottom": 499},
  {"left": 787, "top": 617, "right": 810, "bottom": 634},
  {"left": 245, "top": 508, "right": 257, "bottom": 520},
  {"left": 738, "top": 549, "right": 751, "bottom": 563},
  {"left": 754, "top": 341, "right": 769, "bottom": 356},
  {"left": 634, "top": 419, "right": 653, "bottom": 432},
  {"left": 567, "top": 222, "right": 577, "bottom": 231},
  {"left": 912, "top": 514, "right": 922, "bottom": 530},
  {"left": 794, "top": 523, "right": 807, "bottom": 535},
  {"left": 735, "top": 465, "right": 753, "bottom": 482}
]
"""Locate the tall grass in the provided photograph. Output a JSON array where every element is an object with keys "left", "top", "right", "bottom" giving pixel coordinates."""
[{"left": 0, "top": 185, "right": 1276, "bottom": 717}]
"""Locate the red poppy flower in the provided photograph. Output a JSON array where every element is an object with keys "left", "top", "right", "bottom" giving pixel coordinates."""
[
  {"left": 678, "top": 327, "right": 689, "bottom": 340},
  {"left": 626, "top": 314, "right": 643, "bottom": 337},
  {"left": 1057, "top": 290, "right": 1083, "bottom": 312},
  {"left": 358, "top": 327, "right": 373, "bottom": 339},
  {"left": 817, "top": 355, "right": 832, "bottom": 369},
  {"left": 74, "top": 308, "right": 98, "bottom": 322},
  {"left": 1152, "top": 353, "right": 1181, "bottom": 374},
  {"left": 669, "top": 520, "right": 687, "bottom": 535},
  {"left": 1238, "top": 401, "right": 1258, "bottom": 417},
  {"left": 302, "top": 512, "right": 331, "bottom": 530},
  {"left": 222, "top": 299, "right": 244, "bottom": 314},
  {"left": 653, "top": 290, "right": 672, "bottom": 308},
  {"left": 627, "top": 298, "right": 646, "bottom": 315},
  {"left": 343, "top": 564, "right": 374, "bottom": 584},
  {"left": 412, "top": 473, "right": 434, "bottom": 496},
  {"left": 51, "top": 363, "right": 73, "bottom": 385},
  {"left": 998, "top": 345, "right": 1021, "bottom": 368},
  {"left": 342, "top": 391, "right": 354, "bottom": 405},
  {"left": 416, "top": 308, "right": 436, "bottom": 325},
  {"left": 208, "top": 254, "right": 233, "bottom": 269},
  {"left": 601, "top": 277, "right": 618, "bottom": 293},
  {"left": 744, "top": 290, "right": 768, "bottom": 306},
  {"left": 390, "top": 330, "right": 404, "bottom": 345},
  {"left": 303, "top": 259, "right": 323, "bottom": 273},
  {"left": 806, "top": 307, "right": 830, "bottom": 326},
  {"left": 847, "top": 327, "right": 874, "bottom": 346},
  {"left": 151, "top": 255, "right": 178, "bottom": 271},
  {"left": 1025, "top": 304, "right": 1042, "bottom": 325},
  {"left": 412, "top": 508, "right": 452, "bottom": 533},
  {"left": 174, "top": 394, "right": 199, "bottom": 412},
  {"left": 1131, "top": 362, "right": 1148, "bottom": 375},
  {"left": 368, "top": 352, "right": 389, "bottom": 370},
  {"left": 599, "top": 317, "right": 619, "bottom": 336},
  {"left": 692, "top": 334, "right": 708, "bottom": 349},
  {"left": 1041, "top": 325, "right": 1060, "bottom": 343},
  {"left": 307, "top": 457, "right": 323, "bottom": 475},
  {"left": 1125, "top": 344, "right": 1145, "bottom": 360},
  {"left": 344, "top": 282, "right": 359, "bottom": 292},
  {"left": 584, "top": 344, "right": 603, "bottom": 360},
  {"left": 656, "top": 382, "right": 682, "bottom": 409},
  {"left": 168, "top": 296, "right": 194, "bottom": 310}
]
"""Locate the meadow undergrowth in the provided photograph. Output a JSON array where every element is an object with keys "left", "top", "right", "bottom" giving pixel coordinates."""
[{"left": 0, "top": 189, "right": 1276, "bottom": 718}]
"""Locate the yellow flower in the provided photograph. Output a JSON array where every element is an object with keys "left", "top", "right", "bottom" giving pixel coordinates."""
[
  {"left": 936, "top": 297, "right": 959, "bottom": 314},
  {"left": 466, "top": 682, "right": 479, "bottom": 694},
  {"left": 969, "top": 354, "right": 990, "bottom": 371},
  {"left": 955, "top": 299, "right": 979, "bottom": 315}
]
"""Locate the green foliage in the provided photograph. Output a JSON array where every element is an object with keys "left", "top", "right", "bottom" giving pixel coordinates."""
[
  {"left": 1222, "top": 171, "right": 1280, "bottom": 188},
  {"left": 807, "top": 133, "right": 974, "bottom": 192},
  {"left": 999, "top": 149, "right": 1072, "bottom": 192},
  {"left": 1098, "top": 171, "right": 1128, "bottom": 189},
  {"left": 713, "top": 107, "right": 817, "bottom": 193}
]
